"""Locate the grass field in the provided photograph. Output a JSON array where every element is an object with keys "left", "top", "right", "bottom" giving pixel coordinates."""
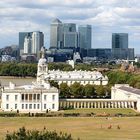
[
  {"left": 64, "top": 108, "right": 137, "bottom": 115},
  {"left": 0, "top": 109, "right": 140, "bottom": 140}
]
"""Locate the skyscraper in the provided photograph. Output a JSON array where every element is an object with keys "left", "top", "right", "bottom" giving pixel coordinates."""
[
  {"left": 23, "top": 34, "right": 32, "bottom": 54},
  {"left": 63, "top": 23, "right": 77, "bottom": 48},
  {"left": 50, "top": 18, "right": 63, "bottom": 48},
  {"left": 63, "top": 23, "right": 76, "bottom": 32},
  {"left": 19, "top": 32, "right": 32, "bottom": 55},
  {"left": 63, "top": 32, "right": 78, "bottom": 48},
  {"left": 112, "top": 33, "right": 129, "bottom": 59},
  {"left": 32, "top": 31, "right": 44, "bottom": 54},
  {"left": 78, "top": 25, "right": 92, "bottom": 49},
  {"left": 112, "top": 33, "right": 128, "bottom": 49}
]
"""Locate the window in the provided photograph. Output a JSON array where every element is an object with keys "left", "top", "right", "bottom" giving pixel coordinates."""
[
  {"left": 15, "top": 104, "right": 17, "bottom": 109},
  {"left": 25, "top": 104, "right": 28, "bottom": 109},
  {"left": 33, "top": 94, "right": 36, "bottom": 100},
  {"left": 21, "top": 94, "right": 24, "bottom": 100},
  {"left": 29, "top": 94, "right": 32, "bottom": 101},
  {"left": 29, "top": 104, "right": 32, "bottom": 109},
  {"left": 6, "top": 104, "right": 9, "bottom": 109},
  {"left": 52, "top": 95, "right": 55, "bottom": 101},
  {"left": 37, "top": 104, "right": 40, "bottom": 109},
  {"left": 44, "top": 95, "right": 47, "bottom": 100},
  {"left": 25, "top": 94, "right": 28, "bottom": 100},
  {"left": 37, "top": 94, "right": 40, "bottom": 100},
  {"left": 44, "top": 104, "right": 46, "bottom": 109},
  {"left": 22, "top": 104, "right": 24, "bottom": 109},
  {"left": 52, "top": 104, "right": 55, "bottom": 109},
  {"left": 34, "top": 104, "right": 36, "bottom": 109},
  {"left": 6, "top": 95, "right": 9, "bottom": 101},
  {"left": 15, "top": 95, "right": 18, "bottom": 101}
]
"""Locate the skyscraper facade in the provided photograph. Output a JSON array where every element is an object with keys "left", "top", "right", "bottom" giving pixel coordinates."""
[
  {"left": 63, "top": 23, "right": 77, "bottom": 48},
  {"left": 32, "top": 31, "right": 44, "bottom": 54},
  {"left": 19, "top": 31, "right": 44, "bottom": 60},
  {"left": 112, "top": 33, "right": 128, "bottom": 49},
  {"left": 63, "top": 32, "right": 78, "bottom": 48},
  {"left": 78, "top": 25, "right": 92, "bottom": 49},
  {"left": 23, "top": 34, "right": 32, "bottom": 54},
  {"left": 63, "top": 23, "right": 76, "bottom": 32},
  {"left": 50, "top": 19, "right": 63, "bottom": 48},
  {"left": 112, "top": 33, "right": 129, "bottom": 59}
]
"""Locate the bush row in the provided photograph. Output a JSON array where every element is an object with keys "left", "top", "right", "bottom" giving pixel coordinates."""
[{"left": 0, "top": 112, "right": 139, "bottom": 117}]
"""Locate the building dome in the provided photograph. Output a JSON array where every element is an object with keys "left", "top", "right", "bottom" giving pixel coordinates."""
[{"left": 38, "top": 58, "right": 47, "bottom": 65}]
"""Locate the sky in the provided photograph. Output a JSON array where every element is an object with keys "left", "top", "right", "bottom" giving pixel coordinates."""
[{"left": 0, "top": 0, "right": 140, "bottom": 54}]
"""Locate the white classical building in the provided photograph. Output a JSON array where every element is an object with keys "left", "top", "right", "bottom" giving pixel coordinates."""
[
  {"left": 1, "top": 48, "right": 59, "bottom": 112},
  {"left": 111, "top": 84, "right": 140, "bottom": 111}
]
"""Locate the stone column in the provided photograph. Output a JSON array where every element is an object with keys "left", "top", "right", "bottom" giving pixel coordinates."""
[
  {"left": 108, "top": 102, "right": 110, "bottom": 108},
  {"left": 105, "top": 102, "right": 107, "bottom": 108},
  {"left": 88, "top": 102, "right": 90, "bottom": 108},
  {"left": 101, "top": 102, "right": 104, "bottom": 108},
  {"left": 114, "top": 102, "right": 117, "bottom": 108},
  {"left": 74, "top": 102, "right": 76, "bottom": 109},
  {"left": 91, "top": 102, "right": 93, "bottom": 108},
  {"left": 77, "top": 102, "right": 79, "bottom": 108},
  {"left": 94, "top": 102, "right": 97, "bottom": 108},
  {"left": 98, "top": 102, "right": 100, "bottom": 108},
  {"left": 84, "top": 102, "right": 87, "bottom": 108}
]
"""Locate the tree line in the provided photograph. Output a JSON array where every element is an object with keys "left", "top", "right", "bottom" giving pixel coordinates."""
[
  {"left": 0, "top": 62, "right": 139, "bottom": 89},
  {"left": 106, "top": 71, "right": 140, "bottom": 89},
  {"left": 0, "top": 63, "right": 37, "bottom": 77},
  {"left": 49, "top": 81, "right": 111, "bottom": 98}
]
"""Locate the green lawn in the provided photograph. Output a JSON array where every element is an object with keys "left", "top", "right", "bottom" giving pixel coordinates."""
[
  {"left": 1, "top": 116, "right": 140, "bottom": 140},
  {"left": 63, "top": 108, "right": 137, "bottom": 115}
]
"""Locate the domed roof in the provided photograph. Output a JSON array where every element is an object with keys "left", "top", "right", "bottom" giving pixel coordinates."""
[{"left": 38, "top": 58, "right": 47, "bottom": 65}]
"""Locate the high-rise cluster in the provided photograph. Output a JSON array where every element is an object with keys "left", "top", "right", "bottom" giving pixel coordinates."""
[{"left": 50, "top": 18, "right": 92, "bottom": 49}]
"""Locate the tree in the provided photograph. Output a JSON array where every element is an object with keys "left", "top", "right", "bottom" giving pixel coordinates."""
[
  {"left": 60, "top": 83, "right": 70, "bottom": 97},
  {"left": 84, "top": 84, "right": 95, "bottom": 97},
  {"left": 95, "top": 85, "right": 105, "bottom": 97},
  {"left": 70, "top": 82, "right": 84, "bottom": 97},
  {"left": 49, "top": 80, "right": 59, "bottom": 89}
]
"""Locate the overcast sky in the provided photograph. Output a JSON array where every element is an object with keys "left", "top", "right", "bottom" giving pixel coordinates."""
[{"left": 0, "top": 0, "right": 140, "bottom": 54}]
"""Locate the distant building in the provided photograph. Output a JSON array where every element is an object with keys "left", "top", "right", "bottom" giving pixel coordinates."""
[
  {"left": 63, "top": 23, "right": 77, "bottom": 48},
  {"left": 63, "top": 23, "right": 76, "bottom": 32},
  {"left": 63, "top": 32, "right": 78, "bottom": 48},
  {"left": 20, "top": 31, "right": 44, "bottom": 59},
  {"left": 112, "top": 33, "right": 134, "bottom": 59},
  {"left": 50, "top": 18, "right": 63, "bottom": 48},
  {"left": 24, "top": 35, "right": 32, "bottom": 54},
  {"left": 79, "top": 48, "right": 112, "bottom": 60},
  {"left": 87, "top": 48, "right": 112, "bottom": 60},
  {"left": 19, "top": 32, "right": 32, "bottom": 55},
  {"left": 78, "top": 25, "right": 92, "bottom": 49},
  {"left": 112, "top": 33, "right": 128, "bottom": 49},
  {"left": 0, "top": 45, "right": 19, "bottom": 61},
  {"left": 32, "top": 31, "right": 44, "bottom": 59}
]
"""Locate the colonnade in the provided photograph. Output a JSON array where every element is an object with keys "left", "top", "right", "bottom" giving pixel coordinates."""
[
  {"left": 59, "top": 99, "right": 137, "bottom": 109},
  {"left": 21, "top": 93, "right": 41, "bottom": 102}
]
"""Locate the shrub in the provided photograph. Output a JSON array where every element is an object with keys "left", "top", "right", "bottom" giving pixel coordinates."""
[{"left": 5, "top": 127, "right": 77, "bottom": 140}]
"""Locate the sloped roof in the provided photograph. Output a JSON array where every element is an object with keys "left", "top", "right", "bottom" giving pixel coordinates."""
[
  {"left": 52, "top": 18, "right": 62, "bottom": 24},
  {"left": 119, "top": 86, "right": 140, "bottom": 95}
]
